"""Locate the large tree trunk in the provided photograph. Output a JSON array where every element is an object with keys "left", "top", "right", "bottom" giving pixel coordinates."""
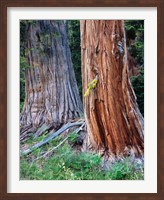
[
  {"left": 20, "top": 20, "right": 83, "bottom": 140},
  {"left": 80, "top": 20, "right": 144, "bottom": 161}
]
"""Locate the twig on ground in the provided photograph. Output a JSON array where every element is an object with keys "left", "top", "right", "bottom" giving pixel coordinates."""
[
  {"left": 33, "top": 136, "right": 69, "bottom": 161},
  {"left": 21, "top": 120, "right": 85, "bottom": 155},
  {"left": 74, "top": 122, "right": 85, "bottom": 134},
  {"left": 34, "top": 122, "right": 85, "bottom": 161}
]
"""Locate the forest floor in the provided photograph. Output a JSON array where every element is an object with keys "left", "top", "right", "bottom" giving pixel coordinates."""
[{"left": 20, "top": 129, "right": 144, "bottom": 180}]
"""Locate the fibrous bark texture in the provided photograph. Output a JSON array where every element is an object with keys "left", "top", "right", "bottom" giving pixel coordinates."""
[
  {"left": 20, "top": 20, "right": 83, "bottom": 140},
  {"left": 80, "top": 20, "right": 144, "bottom": 159}
]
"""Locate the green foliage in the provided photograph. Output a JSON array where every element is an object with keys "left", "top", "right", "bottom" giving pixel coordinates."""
[
  {"left": 129, "top": 40, "right": 144, "bottom": 66},
  {"left": 125, "top": 20, "right": 144, "bottom": 66},
  {"left": 20, "top": 21, "right": 32, "bottom": 112},
  {"left": 105, "top": 158, "right": 144, "bottom": 180},
  {"left": 20, "top": 102, "right": 24, "bottom": 112},
  {"left": 20, "top": 21, "right": 26, "bottom": 53},
  {"left": 20, "top": 20, "right": 36, "bottom": 56},
  {"left": 68, "top": 132, "right": 79, "bottom": 143},
  {"left": 126, "top": 25, "right": 136, "bottom": 40},
  {"left": 67, "top": 20, "right": 82, "bottom": 98},
  {"left": 20, "top": 134, "right": 144, "bottom": 180},
  {"left": 125, "top": 20, "right": 144, "bottom": 116},
  {"left": 130, "top": 68, "right": 144, "bottom": 116},
  {"left": 20, "top": 56, "right": 30, "bottom": 112}
]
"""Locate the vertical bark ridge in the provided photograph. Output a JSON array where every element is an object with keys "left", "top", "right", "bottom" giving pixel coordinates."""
[
  {"left": 20, "top": 20, "right": 83, "bottom": 139},
  {"left": 81, "top": 20, "right": 144, "bottom": 158}
]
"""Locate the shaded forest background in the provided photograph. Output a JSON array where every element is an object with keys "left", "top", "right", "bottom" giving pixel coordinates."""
[
  {"left": 20, "top": 20, "right": 144, "bottom": 180},
  {"left": 20, "top": 20, "right": 144, "bottom": 116}
]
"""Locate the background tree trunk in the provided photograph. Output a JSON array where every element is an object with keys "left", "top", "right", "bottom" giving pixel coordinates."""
[
  {"left": 80, "top": 20, "right": 144, "bottom": 161},
  {"left": 20, "top": 20, "right": 83, "bottom": 140}
]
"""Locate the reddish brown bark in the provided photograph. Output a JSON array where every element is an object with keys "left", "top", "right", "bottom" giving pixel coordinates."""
[
  {"left": 80, "top": 20, "right": 144, "bottom": 159},
  {"left": 20, "top": 20, "right": 83, "bottom": 140}
]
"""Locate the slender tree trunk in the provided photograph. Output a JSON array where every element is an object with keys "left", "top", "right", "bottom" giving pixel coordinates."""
[
  {"left": 80, "top": 20, "right": 144, "bottom": 161},
  {"left": 20, "top": 20, "right": 83, "bottom": 140}
]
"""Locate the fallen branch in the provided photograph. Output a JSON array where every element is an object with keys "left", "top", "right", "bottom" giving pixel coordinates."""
[
  {"left": 74, "top": 122, "right": 85, "bottom": 134},
  {"left": 21, "top": 120, "right": 85, "bottom": 155},
  {"left": 34, "top": 136, "right": 69, "bottom": 161},
  {"left": 33, "top": 122, "right": 85, "bottom": 161}
]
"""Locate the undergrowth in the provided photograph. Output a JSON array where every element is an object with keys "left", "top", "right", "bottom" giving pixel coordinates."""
[{"left": 20, "top": 133, "right": 144, "bottom": 180}]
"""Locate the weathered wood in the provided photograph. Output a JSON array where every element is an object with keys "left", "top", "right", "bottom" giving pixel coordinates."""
[
  {"left": 34, "top": 124, "right": 51, "bottom": 138},
  {"left": 80, "top": 20, "right": 144, "bottom": 159},
  {"left": 20, "top": 20, "right": 83, "bottom": 137},
  {"left": 22, "top": 120, "right": 84, "bottom": 155},
  {"left": 33, "top": 122, "right": 85, "bottom": 160}
]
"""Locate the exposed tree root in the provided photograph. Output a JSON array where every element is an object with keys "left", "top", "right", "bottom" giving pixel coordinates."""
[
  {"left": 34, "top": 124, "right": 53, "bottom": 138},
  {"left": 20, "top": 125, "right": 34, "bottom": 141},
  {"left": 20, "top": 123, "right": 53, "bottom": 142}
]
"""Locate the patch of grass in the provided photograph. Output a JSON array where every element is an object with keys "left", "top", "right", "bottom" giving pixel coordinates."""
[
  {"left": 104, "top": 158, "right": 144, "bottom": 180},
  {"left": 20, "top": 134, "right": 144, "bottom": 180},
  {"left": 68, "top": 132, "right": 79, "bottom": 143}
]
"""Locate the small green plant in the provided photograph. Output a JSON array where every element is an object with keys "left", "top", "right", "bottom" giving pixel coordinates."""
[
  {"left": 130, "top": 68, "right": 144, "bottom": 116},
  {"left": 20, "top": 134, "right": 144, "bottom": 180},
  {"left": 105, "top": 158, "right": 144, "bottom": 180},
  {"left": 20, "top": 102, "right": 24, "bottom": 112},
  {"left": 68, "top": 132, "right": 79, "bottom": 143}
]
